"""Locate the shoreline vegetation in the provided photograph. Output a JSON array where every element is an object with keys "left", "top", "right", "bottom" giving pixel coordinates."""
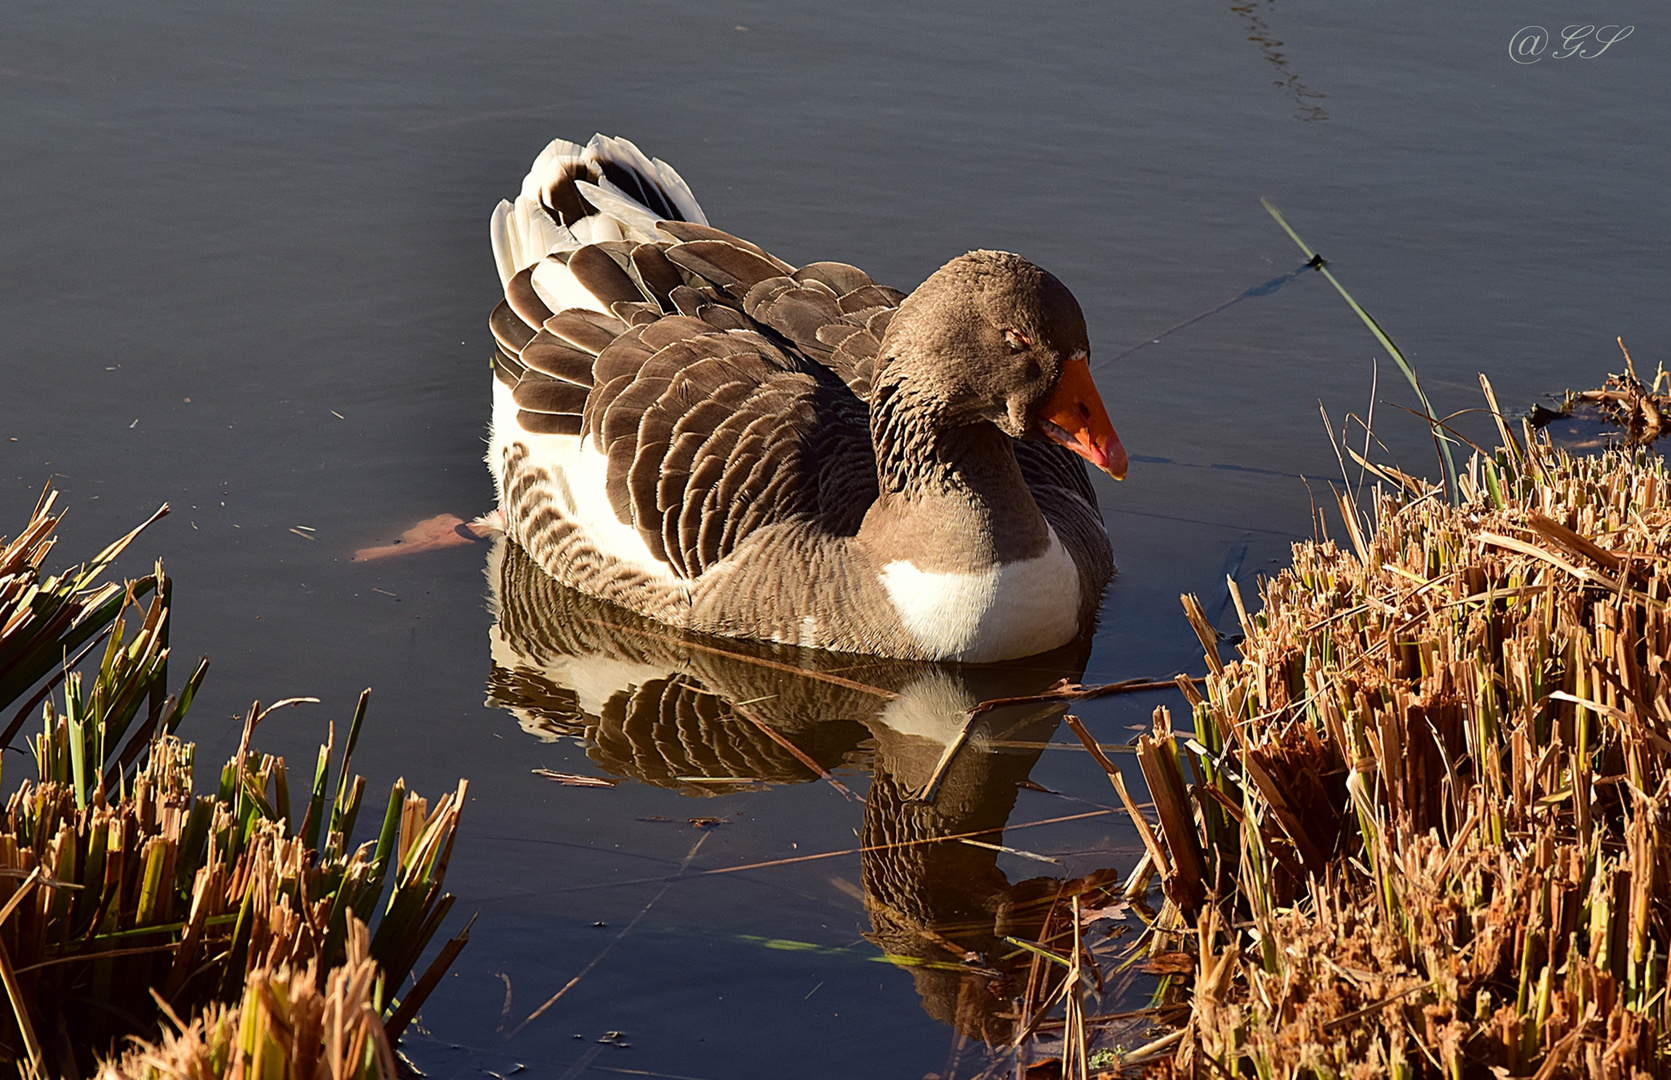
[
  {"left": 10, "top": 360, "right": 1671, "bottom": 1077},
  {"left": 0, "top": 492, "right": 467, "bottom": 1078},
  {"left": 1087, "top": 381, "right": 1671, "bottom": 1077}
]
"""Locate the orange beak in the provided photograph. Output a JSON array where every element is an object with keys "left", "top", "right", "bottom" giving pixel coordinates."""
[{"left": 1037, "top": 358, "right": 1127, "bottom": 480}]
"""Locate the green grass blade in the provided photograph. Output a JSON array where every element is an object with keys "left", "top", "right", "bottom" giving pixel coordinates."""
[
  {"left": 301, "top": 741, "right": 332, "bottom": 850},
  {"left": 1262, "top": 197, "right": 1461, "bottom": 504},
  {"left": 331, "top": 688, "right": 372, "bottom": 831},
  {"left": 165, "top": 656, "right": 209, "bottom": 735}
]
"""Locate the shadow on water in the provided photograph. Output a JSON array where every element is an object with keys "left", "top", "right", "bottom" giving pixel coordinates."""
[{"left": 481, "top": 537, "right": 1152, "bottom": 1059}]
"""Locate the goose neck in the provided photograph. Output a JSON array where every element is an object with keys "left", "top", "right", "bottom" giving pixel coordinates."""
[{"left": 863, "top": 392, "right": 1051, "bottom": 567}]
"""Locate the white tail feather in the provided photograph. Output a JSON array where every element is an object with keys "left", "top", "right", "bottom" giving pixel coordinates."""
[
  {"left": 490, "top": 133, "right": 712, "bottom": 289},
  {"left": 521, "top": 137, "right": 589, "bottom": 204},
  {"left": 649, "top": 160, "right": 708, "bottom": 226},
  {"left": 575, "top": 179, "right": 664, "bottom": 239},
  {"left": 490, "top": 201, "right": 517, "bottom": 287},
  {"left": 586, "top": 135, "right": 708, "bottom": 226}
]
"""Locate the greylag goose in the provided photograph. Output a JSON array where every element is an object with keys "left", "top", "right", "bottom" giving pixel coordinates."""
[{"left": 487, "top": 135, "right": 1125, "bottom": 662}]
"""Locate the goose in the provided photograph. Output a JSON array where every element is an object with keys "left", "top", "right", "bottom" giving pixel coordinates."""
[{"left": 486, "top": 134, "right": 1126, "bottom": 662}]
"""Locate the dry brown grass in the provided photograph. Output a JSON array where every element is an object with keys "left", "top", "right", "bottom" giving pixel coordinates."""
[
  {"left": 97, "top": 915, "right": 396, "bottom": 1080},
  {"left": 1090, "top": 380, "right": 1671, "bottom": 1077}
]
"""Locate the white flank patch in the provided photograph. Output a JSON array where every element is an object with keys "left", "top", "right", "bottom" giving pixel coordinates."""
[
  {"left": 877, "top": 527, "right": 1081, "bottom": 662},
  {"left": 489, "top": 380, "right": 680, "bottom": 587}
]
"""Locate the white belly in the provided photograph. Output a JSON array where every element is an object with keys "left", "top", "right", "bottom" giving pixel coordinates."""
[{"left": 876, "top": 527, "right": 1082, "bottom": 662}]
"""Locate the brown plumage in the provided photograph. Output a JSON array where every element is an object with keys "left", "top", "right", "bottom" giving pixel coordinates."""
[{"left": 486, "top": 135, "right": 1126, "bottom": 661}]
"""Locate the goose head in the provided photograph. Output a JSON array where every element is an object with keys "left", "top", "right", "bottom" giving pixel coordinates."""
[{"left": 875, "top": 250, "right": 1127, "bottom": 480}]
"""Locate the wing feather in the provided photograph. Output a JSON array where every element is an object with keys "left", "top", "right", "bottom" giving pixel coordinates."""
[
  {"left": 575, "top": 178, "right": 664, "bottom": 239},
  {"left": 639, "top": 314, "right": 717, "bottom": 351},
  {"left": 630, "top": 243, "right": 686, "bottom": 310},
  {"left": 793, "top": 261, "right": 874, "bottom": 294},
  {"left": 520, "top": 331, "right": 597, "bottom": 385},
  {"left": 490, "top": 300, "right": 537, "bottom": 355},
  {"left": 543, "top": 308, "right": 624, "bottom": 355},
  {"left": 611, "top": 300, "right": 663, "bottom": 325},
  {"left": 815, "top": 323, "right": 865, "bottom": 349},
  {"left": 691, "top": 401, "right": 764, "bottom": 566},
  {"left": 666, "top": 394, "right": 775, "bottom": 573},
  {"left": 590, "top": 325, "right": 655, "bottom": 389},
  {"left": 665, "top": 240, "right": 786, "bottom": 295},
  {"left": 493, "top": 346, "right": 525, "bottom": 388},
  {"left": 716, "top": 395, "right": 808, "bottom": 553},
  {"left": 601, "top": 375, "right": 675, "bottom": 519},
  {"left": 569, "top": 244, "right": 647, "bottom": 306},
  {"left": 506, "top": 266, "right": 556, "bottom": 327},
  {"left": 655, "top": 400, "right": 734, "bottom": 511},
  {"left": 491, "top": 188, "right": 888, "bottom": 586},
  {"left": 513, "top": 376, "right": 589, "bottom": 415},
  {"left": 747, "top": 282, "right": 844, "bottom": 356},
  {"left": 838, "top": 284, "right": 906, "bottom": 313},
  {"left": 696, "top": 304, "right": 751, "bottom": 332},
  {"left": 723, "top": 416, "right": 811, "bottom": 551},
  {"left": 655, "top": 221, "right": 796, "bottom": 274}
]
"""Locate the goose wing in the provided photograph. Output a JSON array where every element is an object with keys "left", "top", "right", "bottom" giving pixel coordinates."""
[
  {"left": 493, "top": 226, "right": 883, "bottom": 581},
  {"left": 587, "top": 310, "right": 875, "bottom": 579}
]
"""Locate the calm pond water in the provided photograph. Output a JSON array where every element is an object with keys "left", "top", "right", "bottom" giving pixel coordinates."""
[{"left": 4, "top": 2, "right": 1669, "bottom": 1076}]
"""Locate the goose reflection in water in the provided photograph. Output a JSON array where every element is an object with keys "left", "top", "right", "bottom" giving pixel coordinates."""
[{"left": 484, "top": 537, "right": 1135, "bottom": 1045}]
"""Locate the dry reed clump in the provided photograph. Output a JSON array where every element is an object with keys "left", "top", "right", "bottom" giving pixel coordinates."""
[
  {"left": 1, "top": 491, "right": 469, "bottom": 1077},
  {"left": 98, "top": 915, "right": 397, "bottom": 1080},
  {"left": 1109, "top": 385, "right": 1671, "bottom": 1078},
  {"left": 0, "top": 720, "right": 467, "bottom": 1076}
]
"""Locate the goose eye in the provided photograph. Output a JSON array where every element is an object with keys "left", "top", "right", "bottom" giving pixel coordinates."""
[{"left": 1003, "top": 329, "right": 1031, "bottom": 350}]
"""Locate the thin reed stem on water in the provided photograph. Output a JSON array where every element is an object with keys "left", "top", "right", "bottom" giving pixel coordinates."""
[{"left": 1262, "top": 197, "right": 1462, "bottom": 505}]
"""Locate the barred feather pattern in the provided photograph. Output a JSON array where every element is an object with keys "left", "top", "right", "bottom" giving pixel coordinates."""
[{"left": 498, "top": 441, "right": 689, "bottom": 623}]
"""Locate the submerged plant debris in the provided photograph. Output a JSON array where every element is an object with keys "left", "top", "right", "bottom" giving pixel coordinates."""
[
  {"left": 1532, "top": 339, "right": 1670, "bottom": 451},
  {"left": 1101, "top": 383, "right": 1671, "bottom": 1077}
]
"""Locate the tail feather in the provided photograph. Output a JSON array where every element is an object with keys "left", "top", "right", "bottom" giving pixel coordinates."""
[
  {"left": 519, "top": 137, "right": 588, "bottom": 213},
  {"left": 574, "top": 178, "right": 664, "bottom": 238},
  {"left": 491, "top": 198, "right": 570, "bottom": 288},
  {"left": 585, "top": 134, "right": 708, "bottom": 226},
  {"left": 491, "top": 134, "right": 710, "bottom": 289}
]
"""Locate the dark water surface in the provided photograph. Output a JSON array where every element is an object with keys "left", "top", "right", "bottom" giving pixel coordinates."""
[{"left": 4, "top": 2, "right": 1669, "bottom": 1076}]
